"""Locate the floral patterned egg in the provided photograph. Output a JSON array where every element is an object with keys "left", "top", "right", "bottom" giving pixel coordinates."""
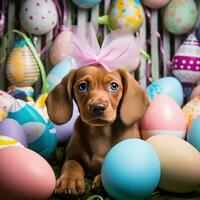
[
  {"left": 6, "top": 40, "right": 40, "bottom": 87},
  {"left": 171, "top": 34, "right": 200, "bottom": 85},
  {"left": 20, "top": 0, "right": 58, "bottom": 35},
  {"left": 163, "top": 0, "right": 197, "bottom": 35},
  {"left": 108, "top": 0, "right": 144, "bottom": 33}
]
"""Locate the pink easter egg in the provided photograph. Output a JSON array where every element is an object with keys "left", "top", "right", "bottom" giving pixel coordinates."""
[
  {"left": 0, "top": 147, "right": 56, "bottom": 200},
  {"left": 49, "top": 29, "right": 73, "bottom": 66},
  {"left": 141, "top": 95, "right": 187, "bottom": 140},
  {"left": 141, "top": 0, "right": 169, "bottom": 9},
  {"left": 171, "top": 34, "right": 200, "bottom": 84}
]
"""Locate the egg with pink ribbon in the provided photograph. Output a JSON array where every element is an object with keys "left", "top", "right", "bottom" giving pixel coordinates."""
[
  {"left": 141, "top": 95, "right": 187, "bottom": 140},
  {"left": 20, "top": 0, "right": 58, "bottom": 35}
]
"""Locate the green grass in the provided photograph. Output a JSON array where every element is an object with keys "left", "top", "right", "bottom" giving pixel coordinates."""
[{"left": 48, "top": 147, "right": 200, "bottom": 200}]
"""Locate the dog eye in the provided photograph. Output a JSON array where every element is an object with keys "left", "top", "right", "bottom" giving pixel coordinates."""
[
  {"left": 78, "top": 81, "right": 88, "bottom": 92},
  {"left": 109, "top": 82, "right": 119, "bottom": 92}
]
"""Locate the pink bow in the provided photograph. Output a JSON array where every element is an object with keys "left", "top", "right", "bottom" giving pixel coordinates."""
[{"left": 67, "top": 24, "right": 141, "bottom": 72}]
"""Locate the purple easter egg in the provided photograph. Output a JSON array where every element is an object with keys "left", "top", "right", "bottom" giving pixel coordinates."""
[
  {"left": 0, "top": 118, "right": 27, "bottom": 147},
  {"left": 55, "top": 102, "right": 79, "bottom": 144}
]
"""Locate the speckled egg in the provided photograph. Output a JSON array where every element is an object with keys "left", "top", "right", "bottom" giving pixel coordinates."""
[
  {"left": 20, "top": 0, "right": 58, "bottom": 35},
  {"left": 163, "top": 0, "right": 197, "bottom": 35},
  {"left": 109, "top": 0, "right": 144, "bottom": 33}
]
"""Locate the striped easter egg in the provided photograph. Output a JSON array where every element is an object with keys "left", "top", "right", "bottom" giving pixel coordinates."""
[
  {"left": 0, "top": 135, "right": 24, "bottom": 149},
  {"left": 6, "top": 39, "right": 40, "bottom": 87}
]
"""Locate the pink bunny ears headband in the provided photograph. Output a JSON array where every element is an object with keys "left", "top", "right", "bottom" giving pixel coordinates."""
[{"left": 66, "top": 24, "right": 141, "bottom": 72}]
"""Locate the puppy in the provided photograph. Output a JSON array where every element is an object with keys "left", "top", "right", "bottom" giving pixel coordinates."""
[{"left": 46, "top": 65, "right": 149, "bottom": 197}]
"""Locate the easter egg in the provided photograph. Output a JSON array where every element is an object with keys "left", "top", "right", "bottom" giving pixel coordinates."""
[
  {"left": 101, "top": 139, "right": 161, "bottom": 200},
  {"left": 147, "top": 135, "right": 200, "bottom": 193},
  {"left": 141, "top": 0, "right": 169, "bottom": 9},
  {"left": 0, "top": 147, "right": 56, "bottom": 200},
  {"left": 147, "top": 77, "right": 183, "bottom": 106},
  {"left": 20, "top": 0, "right": 58, "bottom": 35},
  {"left": 182, "top": 96, "right": 200, "bottom": 128},
  {"left": 141, "top": 95, "right": 187, "bottom": 140},
  {"left": 171, "top": 34, "right": 200, "bottom": 85},
  {"left": 163, "top": 0, "right": 197, "bottom": 35},
  {"left": 0, "top": 90, "right": 15, "bottom": 120},
  {"left": 6, "top": 39, "right": 40, "bottom": 87},
  {"left": 187, "top": 117, "right": 200, "bottom": 152},
  {"left": 8, "top": 99, "right": 57, "bottom": 159},
  {"left": 72, "top": 0, "right": 101, "bottom": 9},
  {"left": 47, "top": 58, "right": 77, "bottom": 92},
  {"left": 49, "top": 29, "right": 74, "bottom": 66},
  {"left": 0, "top": 119, "right": 27, "bottom": 147},
  {"left": 0, "top": 135, "right": 24, "bottom": 149},
  {"left": 189, "top": 85, "right": 200, "bottom": 100},
  {"left": 108, "top": 0, "right": 144, "bottom": 33},
  {"left": 55, "top": 102, "right": 79, "bottom": 144},
  {"left": 8, "top": 85, "right": 34, "bottom": 98}
]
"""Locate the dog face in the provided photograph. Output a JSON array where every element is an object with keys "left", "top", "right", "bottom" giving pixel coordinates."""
[{"left": 46, "top": 65, "right": 149, "bottom": 127}]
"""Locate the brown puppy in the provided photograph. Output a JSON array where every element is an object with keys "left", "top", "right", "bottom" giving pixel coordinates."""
[{"left": 46, "top": 65, "right": 149, "bottom": 197}]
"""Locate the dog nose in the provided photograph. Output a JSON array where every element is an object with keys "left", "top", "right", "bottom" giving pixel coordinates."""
[{"left": 90, "top": 103, "right": 106, "bottom": 115}]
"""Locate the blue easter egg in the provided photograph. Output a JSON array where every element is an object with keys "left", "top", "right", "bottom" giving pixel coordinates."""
[
  {"left": 47, "top": 58, "right": 76, "bottom": 92},
  {"left": 8, "top": 99, "right": 57, "bottom": 159},
  {"left": 101, "top": 139, "right": 161, "bottom": 200},
  {"left": 147, "top": 77, "right": 184, "bottom": 107},
  {"left": 72, "top": 0, "right": 101, "bottom": 9},
  {"left": 187, "top": 117, "right": 200, "bottom": 152}
]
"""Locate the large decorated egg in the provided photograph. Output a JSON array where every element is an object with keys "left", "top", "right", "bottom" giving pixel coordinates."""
[
  {"left": 141, "top": 95, "right": 187, "bottom": 140},
  {"left": 141, "top": 0, "right": 169, "bottom": 9},
  {"left": 49, "top": 29, "right": 74, "bottom": 66},
  {"left": 20, "top": 0, "right": 58, "bottom": 35},
  {"left": 72, "top": 0, "right": 101, "bottom": 9},
  {"left": 163, "top": 0, "right": 197, "bottom": 35},
  {"left": 0, "top": 147, "right": 56, "bottom": 200},
  {"left": 8, "top": 99, "right": 57, "bottom": 159},
  {"left": 108, "top": 0, "right": 144, "bottom": 33},
  {"left": 0, "top": 135, "right": 24, "bottom": 149},
  {"left": 147, "top": 135, "right": 200, "bottom": 193},
  {"left": 6, "top": 39, "right": 40, "bottom": 87},
  {"left": 0, "top": 119, "right": 27, "bottom": 147},
  {"left": 47, "top": 58, "right": 76, "bottom": 92},
  {"left": 147, "top": 76, "right": 183, "bottom": 107},
  {"left": 171, "top": 34, "right": 200, "bottom": 95},
  {"left": 182, "top": 96, "right": 200, "bottom": 128}
]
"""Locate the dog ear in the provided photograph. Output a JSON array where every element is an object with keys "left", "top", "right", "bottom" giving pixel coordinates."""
[
  {"left": 46, "top": 70, "right": 76, "bottom": 125},
  {"left": 118, "top": 69, "right": 149, "bottom": 127}
]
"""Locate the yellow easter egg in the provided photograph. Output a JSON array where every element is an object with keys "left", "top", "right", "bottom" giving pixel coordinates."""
[
  {"left": 109, "top": 0, "right": 144, "bottom": 33},
  {"left": 6, "top": 40, "right": 40, "bottom": 87},
  {"left": 0, "top": 110, "right": 7, "bottom": 122},
  {"left": 0, "top": 135, "right": 24, "bottom": 149}
]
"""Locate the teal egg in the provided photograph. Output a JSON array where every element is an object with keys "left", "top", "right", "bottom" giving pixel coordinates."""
[
  {"left": 187, "top": 117, "right": 200, "bottom": 152},
  {"left": 147, "top": 77, "right": 184, "bottom": 107},
  {"left": 101, "top": 139, "right": 161, "bottom": 200},
  {"left": 72, "top": 0, "right": 101, "bottom": 8},
  {"left": 8, "top": 99, "right": 57, "bottom": 159},
  {"left": 47, "top": 58, "right": 76, "bottom": 92}
]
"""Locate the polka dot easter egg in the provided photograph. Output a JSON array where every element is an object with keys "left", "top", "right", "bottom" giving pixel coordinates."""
[
  {"left": 171, "top": 34, "right": 200, "bottom": 91},
  {"left": 20, "top": 0, "right": 58, "bottom": 35},
  {"left": 109, "top": 0, "right": 144, "bottom": 33}
]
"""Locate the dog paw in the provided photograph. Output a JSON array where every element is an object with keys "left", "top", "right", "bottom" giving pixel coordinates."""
[
  {"left": 92, "top": 174, "right": 102, "bottom": 190},
  {"left": 55, "top": 174, "right": 85, "bottom": 197}
]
